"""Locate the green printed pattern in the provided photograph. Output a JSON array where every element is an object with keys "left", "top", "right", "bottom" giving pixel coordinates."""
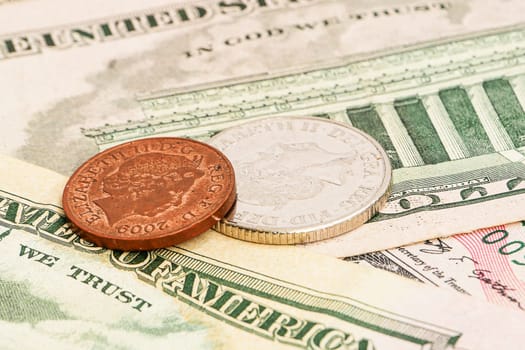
[
  {"left": 82, "top": 26, "right": 525, "bottom": 220},
  {"left": 484, "top": 79, "right": 525, "bottom": 148},
  {"left": 155, "top": 247, "right": 460, "bottom": 349},
  {"left": 346, "top": 106, "right": 403, "bottom": 169},
  {"left": 0, "top": 279, "right": 71, "bottom": 322},
  {"left": 394, "top": 98, "right": 449, "bottom": 165},
  {"left": 439, "top": 87, "right": 494, "bottom": 157},
  {"left": 0, "top": 190, "right": 462, "bottom": 350},
  {"left": 347, "top": 81, "right": 524, "bottom": 170},
  {"left": 85, "top": 26, "right": 525, "bottom": 171}
]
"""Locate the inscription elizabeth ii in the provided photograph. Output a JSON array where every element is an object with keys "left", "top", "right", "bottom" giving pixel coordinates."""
[{"left": 62, "top": 138, "right": 236, "bottom": 251}]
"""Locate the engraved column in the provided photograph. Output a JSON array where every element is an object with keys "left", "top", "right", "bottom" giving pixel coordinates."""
[
  {"left": 375, "top": 103, "right": 424, "bottom": 167},
  {"left": 508, "top": 74, "right": 525, "bottom": 112},
  {"left": 466, "top": 84, "right": 514, "bottom": 152},
  {"left": 421, "top": 93, "right": 470, "bottom": 160},
  {"left": 328, "top": 110, "right": 352, "bottom": 125}
]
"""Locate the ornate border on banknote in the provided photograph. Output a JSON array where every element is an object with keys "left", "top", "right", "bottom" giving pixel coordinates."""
[
  {"left": 0, "top": 189, "right": 460, "bottom": 349},
  {"left": 82, "top": 24, "right": 525, "bottom": 225}
]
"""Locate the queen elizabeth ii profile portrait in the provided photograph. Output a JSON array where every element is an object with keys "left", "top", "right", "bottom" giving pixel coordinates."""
[{"left": 93, "top": 153, "right": 205, "bottom": 226}]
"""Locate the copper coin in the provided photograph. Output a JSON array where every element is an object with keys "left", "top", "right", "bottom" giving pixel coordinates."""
[{"left": 62, "top": 137, "right": 236, "bottom": 251}]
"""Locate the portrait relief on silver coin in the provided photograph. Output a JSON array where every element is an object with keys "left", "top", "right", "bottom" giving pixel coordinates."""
[
  {"left": 209, "top": 116, "right": 392, "bottom": 242},
  {"left": 235, "top": 142, "right": 358, "bottom": 209}
]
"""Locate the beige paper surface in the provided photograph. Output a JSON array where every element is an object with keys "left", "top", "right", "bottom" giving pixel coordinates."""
[{"left": 1, "top": 154, "right": 524, "bottom": 349}]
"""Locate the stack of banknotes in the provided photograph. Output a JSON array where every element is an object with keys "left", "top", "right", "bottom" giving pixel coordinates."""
[{"left": 1, "top": 0, "right": 525, "bottom": 348}]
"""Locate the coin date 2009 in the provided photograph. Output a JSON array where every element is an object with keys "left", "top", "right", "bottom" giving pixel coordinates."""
[{"left": 116, "top": 221, "right": 170, "bottom": 235}]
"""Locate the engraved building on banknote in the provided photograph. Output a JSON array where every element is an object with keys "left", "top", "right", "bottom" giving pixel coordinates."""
[{"left": 84, "top": 25, "right": 525, "bottom": 219}]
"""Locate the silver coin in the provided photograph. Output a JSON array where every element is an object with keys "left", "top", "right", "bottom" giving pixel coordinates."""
[{"left": 209, "top": 116, "right": 392, "bottom": 244}]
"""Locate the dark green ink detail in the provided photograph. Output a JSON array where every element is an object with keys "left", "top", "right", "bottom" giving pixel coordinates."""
[
  {"left": 344, "top": 252, "right": 424, "bottom": 283},
  {"left": 359, "top": 339, "right": 375, "bottom": 350},
  {"left": 0, "top": 193, "right": 89, "bottom": 248},
  {"left": 5, "top": 201, "right": 20, "bottom": 223},
  {"left": 72, "top": 29, "right": 95, "bottom": 41},
  {"left": 371, "top": 188, "right": 525, "bottom": 221},
  {"left": 4, "top": 40, "right": 16, "bottom": 53},
  {"left": 212, "top": 275, "right": 449, "bottom": 346},
  {"left": 293, "top": 320, "right": 316, "bottom": 340},
  {"left": 228, "top": 299, "right": 251, "bottom": 319},
  {"left": 400, "top": 198, "right": 411, "bottom": 210},
  {"left": 45, "top": 216, "right": 69, "bottom": 233},
  {"left": 177, "top": 9, "right": 190, "bottom": 21},
  {"left": 0, "top": 190, "right": 463, "bottom": 349},
  {"left": 21, "top": 208, "right": 51, "bottom": 226},
  {"left": 210, "top": 290, "right": 235, "bottom": 311},
  {"left": 346, "top": 106, "right": 402, "bottom": 169},
  {"left": 394, "top": 97, "right": 449, "bottom": 164},
  {"left": 202, "top": 281, "right": 220, "bottom": 304},
  {"left": 480, "top": 229, "right": 507, "bottom": 244},
  {"left": 112, "top": 251, "right": 150, "bottom": 269},
  {"left": 259, "top": 310, "right": 282, "bottom": 331},
  {"left": 274, "top": 315, "right": 300, "bottom": 337},
  {"left": 182, "top": 272, "right": 198, "bottom": 298},
  {"left": 439, "top": 87, "right": 494, "bottom": 156},
  {"left": 42, "top": 34, "right": 56, "bottom": 47},
  {"left": 312, "top": 328, "right": 347, "bottom": 346},
  {"left": 123, "top": 19, "right": 136, "bottom": 32},
  {"left": 0, "top": 278, "right": 70, "bottom": 323},
  {"left": 0, "top": 228, "right": 11, "bottom": 241},
  {"left": 146, "top": 15, "right": 159, "bottom": 28},
  {"left": 162, "top": 247, "right": 462, "bottom": 348},
  {"left": 428, "top": 194, "right": 441, "bottom": 205},
  {"left": 483, "top": 79, "right": 525, "bottom": 148},
  {"left": 137, "top": 254, "right": 165, "bottom": 277},
  {"left": 100, "top": 24, "right": 112, "bottom": 37},
  {"left": 460, "top": 186, "right": 488, "bottom": 200},
  {"left": 507, "top": 177, "right": 524, "bottom": 190}
]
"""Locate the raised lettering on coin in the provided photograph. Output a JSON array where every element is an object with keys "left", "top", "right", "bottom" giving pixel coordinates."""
[
  {"left": 62, "top": 138, "right": 236, "bottom": 250},
  {"left": 209, "top": 116, "right": 391, "bottom": 245}
]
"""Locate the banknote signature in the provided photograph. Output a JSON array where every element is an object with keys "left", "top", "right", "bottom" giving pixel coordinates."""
[
  {"left": 448, "top": 256, "right": 479, "bottom": 265},
  {"left": 419, "top": 239, "right": 453, "bottom": 254},
  {"left": 469, "top": 269, "right": 525, "bottom": 311}
]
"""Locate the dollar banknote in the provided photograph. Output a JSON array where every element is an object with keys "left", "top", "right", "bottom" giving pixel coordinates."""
[
  {"left": 1, "top": 0, "right": 525, "bottom": 256},
  {"left": 0, "top": 0, "right": 524, "bottom": 174},
  {"left": 347, "top": 221, "right": 525, "bottom": 313},
  {"left": 1, "top": 153, "right": 525, "bottom": 350},
  {"left": 86, "top": 23, "right": 525, "bottom": 257}
]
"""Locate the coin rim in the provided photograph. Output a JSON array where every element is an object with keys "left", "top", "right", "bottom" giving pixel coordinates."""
[
  {"left": 62, "top": 137, "right": 236, "bottom": 250},
  {"left": 210, "top": 116, "right": 392, "bottom": 244}
]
